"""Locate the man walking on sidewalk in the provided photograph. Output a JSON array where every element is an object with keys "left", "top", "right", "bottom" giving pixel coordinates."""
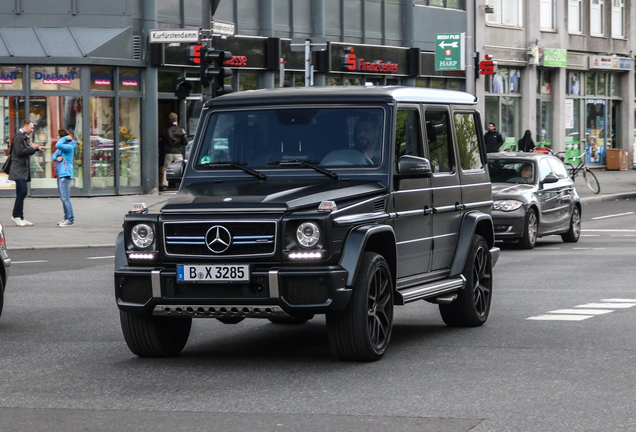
[
  {"left": 161, "top": 112, "right": 187, "bottom": 191},
  {"left": 484, "top": 122, "right": 504, "bottom": 153},
  {"left": 8, "top": 119, "right": 45, "bottom": 227}
]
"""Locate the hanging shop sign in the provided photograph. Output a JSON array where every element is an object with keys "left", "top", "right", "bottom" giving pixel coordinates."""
[
  {"left": 542, "top": 48, "right": 567, "bottom": 67},
  {"left": 434, "top": 33, "right": 465, "bottom": 71},
  {"left": 330, "top": 43, "right": 408, "bottom": 75},
  {"left": 589, "top": 55, "right": 632, "bottom": 71}
]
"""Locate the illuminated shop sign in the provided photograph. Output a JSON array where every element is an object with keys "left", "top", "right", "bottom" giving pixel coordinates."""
[
  {"left": 91, "top": 72, "right": 113, "bottom": 86},
  {"left": 341, "top": 47, "right": 399, "bottom": 73},
  {"left": 589, "top": 55, "right": 632, "bottom": 70},
  {"left": 119, "top": 70, "right": 140, "bottom": 88},
  {"left": 187, "top": 45, "right": 248, "bottom": 67}
]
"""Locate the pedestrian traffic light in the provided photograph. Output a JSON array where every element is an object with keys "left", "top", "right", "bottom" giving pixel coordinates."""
[
  {"left": 199, "top": 47, "right": 233, "bottom": 98},
  {"left": 174, "top": 77, "right": 192, "bottom": 99}
]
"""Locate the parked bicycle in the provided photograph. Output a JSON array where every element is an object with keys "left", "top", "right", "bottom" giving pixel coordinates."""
[{"left": 561, "top": 151, "right": 600, "bottom": 194}]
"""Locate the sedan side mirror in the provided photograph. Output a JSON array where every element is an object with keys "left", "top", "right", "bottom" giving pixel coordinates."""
[
  {"left": 166, "top": 159, "right": 186, "bottom": 184},
  {"left": 396, "top": 155, "right": 433, "bottom": 178},
  {"left": 541, "top": 173, "right": 559, "bottom": 184}
]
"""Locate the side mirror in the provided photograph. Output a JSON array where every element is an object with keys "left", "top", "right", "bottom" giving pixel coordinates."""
[
  {"left": 166, "top": 159, "right": 186, "bottom": 184},
  {"left": 397, "top": 155, "right": 432, "bottom": 178},
  {"left": 541, "top": 173, "right": 559, "bottom": 184}
]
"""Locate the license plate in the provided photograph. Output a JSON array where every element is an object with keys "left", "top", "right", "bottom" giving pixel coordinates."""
[{"left": 177, "top": 264, "right": 250, "bottom": 283}]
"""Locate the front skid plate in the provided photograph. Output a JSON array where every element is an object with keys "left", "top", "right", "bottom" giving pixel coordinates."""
[{"left": 153, "top": 304, "right": 289, "bottom": 318}]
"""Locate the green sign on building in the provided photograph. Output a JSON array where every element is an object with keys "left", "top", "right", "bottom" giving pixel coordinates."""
[
  {"left": 543, "top": 48, "right": 567, "bottom": 67},
  {"left": 435, "top": 33, "right": 465, "bottom": 71}
]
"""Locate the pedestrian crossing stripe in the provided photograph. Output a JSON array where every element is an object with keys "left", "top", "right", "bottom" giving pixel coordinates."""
[{"left": 526, "top": 299, "right": 636, "bottom": 321}]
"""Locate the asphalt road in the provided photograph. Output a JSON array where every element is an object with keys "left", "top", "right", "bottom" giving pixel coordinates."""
[{"left": 2, "top": 199, "right": 636, "bottom": 431}]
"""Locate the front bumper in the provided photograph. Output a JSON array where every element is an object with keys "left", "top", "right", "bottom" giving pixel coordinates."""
[
  {"left": 492, "top": 208, "right": 527, "bottom": 240},
  {"left": 115, "top": 264, "right": 350, "bottom": 318}
]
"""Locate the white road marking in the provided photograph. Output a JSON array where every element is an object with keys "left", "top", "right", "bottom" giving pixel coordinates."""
[
  {"left": 573, "top": 247, "right": 591, "bottom": 250},
  {"left": 576, "top": 303, "right": 636, "bottom": 309},
  {"left": 591, "top": 212, "right": 635, "bottom": 220},
  {"left": 580, "top": 234, "right": 600, "bottom": 237},
  {"left": 611, "top": 235, "right": 636, "bottom": 237},
  {"left": 581, "top": 229, "right": 636, "bottom": 232},
  {"left": 12, "top": 260, "right": 48, "bottom": 264},
  {"left": 86, "top": 256, "right": 115, "bottom": 260},
  {"left": 601, "top": 298, "right": 636, "bottom": 303},
  {"left": 549, "top": 309, "right": 613, "bottom": 315},
  {"left": 527, "top": 315, "right": 593, "bottom": 321}
]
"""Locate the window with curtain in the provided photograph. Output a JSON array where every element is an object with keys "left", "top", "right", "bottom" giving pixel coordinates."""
[
  {"left": 591, "top": 0, "right": 604, "bottom": 35},
  {"left": 611, "top": 0, "right": 624, "bottom": 38}
]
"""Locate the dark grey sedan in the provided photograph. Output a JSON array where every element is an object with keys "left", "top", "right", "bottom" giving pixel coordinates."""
[{"left": 487, "top": 152, "right": 581, "bottom": 249}]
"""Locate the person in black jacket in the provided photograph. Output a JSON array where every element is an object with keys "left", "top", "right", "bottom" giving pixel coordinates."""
[
  {"left": 484, "top": 122, "right": 504, "bottom": 153},
  {"left": 8, "top": 119, "right": 45, "bottom": 226},
  {"left": 517, "top": 130, "right": 535, "bottom": 152},
  {"left": 161, "top": 112, "right": 187, "bottom": 191}
]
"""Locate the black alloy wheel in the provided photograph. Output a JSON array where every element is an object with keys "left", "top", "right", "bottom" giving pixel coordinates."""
[
  {"left": 439, "top": 234, "right": 492, "bottom": 327},
  {"left": 518, "top": 209, "right": 538, "bottom": 249},
  {"left": 561, "top": 206, "right": 581, "bottom": 243},
  {"left": 327, "top": 252, "right": 394, "bottom": 362}
]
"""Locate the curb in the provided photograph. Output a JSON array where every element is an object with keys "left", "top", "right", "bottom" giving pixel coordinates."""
[
  {"left": 9, "top": 243, "right": 116, "bottom": 252},
  {"left": 579, "top": 192, "right": 636, "bottom": 204}
]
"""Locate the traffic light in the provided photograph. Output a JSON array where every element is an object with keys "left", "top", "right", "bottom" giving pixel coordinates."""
[
  {"left": 174, "top": 77, "right": 192, "bottom": 99},
  {"left": 199, "top": 46, "right": 233, "bottom": 98}
]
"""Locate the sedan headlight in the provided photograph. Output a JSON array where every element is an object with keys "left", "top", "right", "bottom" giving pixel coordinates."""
[
  {"left": 492, "top": 200, "right": 524, "bottom": 212},
  {"left": 131, "top": 223, "right": 155, "bottom": 249},
  {"left": 296, "top": 222, "right": 320, "bottom": 248}
]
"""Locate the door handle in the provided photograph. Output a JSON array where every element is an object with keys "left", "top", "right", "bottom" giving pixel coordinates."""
[
  {"left": 424, "top": 206, "right": 433, "bottom": 216},
  {"left": 454, "top": 203, "right": 466, "bottom": 211}
]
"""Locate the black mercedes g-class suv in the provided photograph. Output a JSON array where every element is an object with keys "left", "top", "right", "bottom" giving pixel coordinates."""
[{"left": 115, "top": 87, "right": 499, "bottom": 362}]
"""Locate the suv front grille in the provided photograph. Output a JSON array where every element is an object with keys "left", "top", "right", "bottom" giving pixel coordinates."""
[
  {"left": 117, "top": 276, "right": 152, "bottom": 304},
  {"left": 164, "top": 221, "right": 277, "bottom": 257}
]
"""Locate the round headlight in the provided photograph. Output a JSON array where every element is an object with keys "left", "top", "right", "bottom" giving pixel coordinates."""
[
  {"left": 296, "top": 222, "right": 320, "bottom": 248},
  {"left": 131, "top": 223, "right": 154, "bottom": 249}
]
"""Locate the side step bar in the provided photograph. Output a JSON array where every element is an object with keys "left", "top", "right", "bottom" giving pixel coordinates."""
[{"left": 396, "top": 275, "right": 466, "bottom": 305}]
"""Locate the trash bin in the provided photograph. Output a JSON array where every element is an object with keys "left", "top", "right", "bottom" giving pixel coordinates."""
[{"left": 606, "top": 148, "right": 629, "bottom": 171}]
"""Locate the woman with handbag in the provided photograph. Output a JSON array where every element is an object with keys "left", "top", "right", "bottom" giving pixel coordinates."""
[
  {"left": 53, "top": 129, "right": 76, "bottom": 227},
  {"left": 8, "top": 120, "right": 45, "bottom": 227}
]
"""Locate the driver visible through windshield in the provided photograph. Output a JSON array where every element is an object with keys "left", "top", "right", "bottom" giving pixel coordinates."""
[
  {"left": 194, "top": 107, "right": 385, "bottom": 170},
  {"left": 488, "top": 159, "right": 536, "bottom": 184}
]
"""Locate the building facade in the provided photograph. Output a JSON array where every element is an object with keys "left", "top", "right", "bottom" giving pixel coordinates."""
[
  {"left": 476, "top": 0, "right": 635, "bottom": 166},
  {"left": 0, "top": 0, "right": 472, "bottom": 197}
]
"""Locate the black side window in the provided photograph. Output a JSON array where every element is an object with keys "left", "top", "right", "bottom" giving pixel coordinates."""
[
  {"left": 454, "top": 112, "right": 483, "bottom": 171},
  {"left": 425, "top": 110, "right": 452, "bottom": 173},
  {"left": 394, "top": 109, "right": 422, "bottom": 169}
]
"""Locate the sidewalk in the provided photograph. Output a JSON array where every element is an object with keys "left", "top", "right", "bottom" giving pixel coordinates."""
[{"left": 1, "top": 167, "right": 636, "bottom": 250}]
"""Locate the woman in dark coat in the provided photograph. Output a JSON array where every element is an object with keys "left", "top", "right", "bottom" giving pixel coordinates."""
[{"left": 518, "top": 130, "right": 535, "bottom": 152}]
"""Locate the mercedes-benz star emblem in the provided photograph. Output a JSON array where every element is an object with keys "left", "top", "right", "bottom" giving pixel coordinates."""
[{"left": 205, "top": 225, "right": 232, "bottom": 253}]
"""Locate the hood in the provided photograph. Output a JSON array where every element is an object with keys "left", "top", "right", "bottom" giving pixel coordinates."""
[
  {"left": 491, "top": 182, "right": 537, "bottom": 197},
  {"left": 161, "top": 179, "right": 386, "bottom": 213}
]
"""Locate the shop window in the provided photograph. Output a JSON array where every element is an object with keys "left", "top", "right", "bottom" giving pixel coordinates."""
[
  {"left": 486, "top": 0, "right": 523, "bottom": 26},
  {"left": 416, "top": 0, "right": 465, "bottom": 8},
  {"left": 611, "top": 74, "right": 621, "bottom": 96},
  {"left": 90, "top": 97, "right": 115, "bottom": 188},
  {"left": 0, "top": 97, "right": 22, "bottom": 183},
  {"left": 587, "top": 72, "right": 596, "bottom": 95},
  {"left": 30, "top": 66, "right": 80, "bottom": 91},
  {"left": 591, "top": 0, "right": 604, "bottom": 36},
  {"left": 430, "top": 79, "right": 444, "bottom": 89},
  {"left": 27, "top": 96, "right": 83, "bottom": 190},
  {"left": 538, "top": 69, "right": 552, "bottom": 94},
  {"left": 119, "top": 68, "right": 141, "bottom": 92},
  {"left": 239, "top": 73, "right": 257, "bottom": 90},
  {"left": 454, "top": 113, "right": 482, "bottom": 171},
  {"left": 0, "top": 66, "right": 23, "bottom": 91},
  {"left": 119, "top": 98, "right": 141, "bottom": 187},
  {"left": 597, "top": 73, "right": 607, "bottom": 96},
  {"left": 487, "top": 68, "right": 520, "bottom": 94},
  {"left": 425, "top": 110, "right": 452, "bottom": 173},
  {"left": 485, "top": 95, "right": 521, "bottom": 145},
  {"left": 569, "top": 0, "right": 582, "bottom": 32},
  {"left": 158, "top": 70, "right": 181, "bottom": 93},
  {"left": 536, "top": 99, "right": 553, "bottom": 147},
  {"left": 325, "top": 76, "right": 343, "bottom": 86},
  {"left": 568, "top": 71, "right": 581, "bottom": 95},
  {"left": 612, "top": 0, "right": 624, "bottom": 37},
  {"left": 91, "top": 67, "right": 114, "bottom": 91}
]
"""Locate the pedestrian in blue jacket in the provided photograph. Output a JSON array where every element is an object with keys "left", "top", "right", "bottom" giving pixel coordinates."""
[{"left": 53, "top": 129, "right": 76, "bottom": 227}]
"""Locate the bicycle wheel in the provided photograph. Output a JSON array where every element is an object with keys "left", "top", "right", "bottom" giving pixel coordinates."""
[
  {"left": 565, "top": 163, "right": 576, "bottom": 180},
  {"left": 583, "top": 168, "right": 600, "bottom": 194}
]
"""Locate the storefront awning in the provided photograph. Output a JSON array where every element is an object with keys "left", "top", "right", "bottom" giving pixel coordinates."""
[{"left": 0, "top": 27, "right": 133, "bottom": 60}]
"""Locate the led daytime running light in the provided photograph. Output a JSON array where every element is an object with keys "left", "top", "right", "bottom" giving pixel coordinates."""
[
  {"left": 289, "top": 251, "right": 322, "bottom": 259},
  {"left": 129, "top": 253, "right": 155, "bottom": 260}
]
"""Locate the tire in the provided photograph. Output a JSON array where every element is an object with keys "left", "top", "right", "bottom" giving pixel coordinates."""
[
  {"left": 583, "top": 169, "right": 600, "bottom": 194},
  {"left": 119, "top": 310, "right": 191, "bottom": 358},
  {"left": 326, "top": 252, "right": 394, "bottom": 362},
  {"left": 268, "top": 315, "right": 314, "bottom": 324},
  {"left": 518, "top": 209, "right": 538, "bottom": 249},
  {"left": 439, "top": 234, "right": 492, "bottom": 327},
  {"left": 561, "top": 206, "right": 581, "bottom": 243},
  {"left": 0, "top": 277, "right": 4, "bottom": 318}
]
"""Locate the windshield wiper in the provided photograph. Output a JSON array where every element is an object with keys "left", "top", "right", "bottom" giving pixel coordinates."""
[
  {"left": 267, "top": 159, "right": 340, "bottom": 180},
  {"left": 205, "top": 161, "right": 267, "bottom": 180}
]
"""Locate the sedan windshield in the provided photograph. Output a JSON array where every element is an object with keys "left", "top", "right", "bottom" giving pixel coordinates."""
[
  {"left": 488, "top": 159, "right": 536, "bottom": 184},
  {"left": 194, "top": 107, "right": 385, "bottom": 170}
]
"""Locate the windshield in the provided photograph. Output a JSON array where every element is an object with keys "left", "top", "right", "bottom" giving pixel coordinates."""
[
  {"left": 488, "top": 159, "right": 536, "bottom": 184},
  {"left": 194, "top": 107, "right": 385, "bottom": 170}
]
